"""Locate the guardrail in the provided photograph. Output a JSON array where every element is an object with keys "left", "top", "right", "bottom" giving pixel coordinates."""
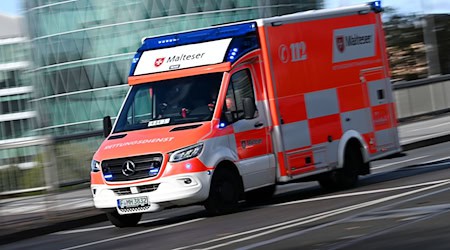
[
  {"left": 393, "top": 74, "right": 450, "bottom": 121},
  {"left": 0, "top": 132, "right": 104, "bottom": 195}
]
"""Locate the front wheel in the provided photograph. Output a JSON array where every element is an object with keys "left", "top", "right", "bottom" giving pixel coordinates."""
[
  {"left": 204, "top": 167, "right": 242, "bottom": 215},
  {"left": 246, "top": 185, "right": 276, "bottom": 203},
  {"left": 106, "top": 211, "right": 142, "bottom": 228}
]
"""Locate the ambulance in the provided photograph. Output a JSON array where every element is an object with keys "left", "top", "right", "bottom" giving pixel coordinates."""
[{"left": 91, "top": 1, "right": 401, "bottom": 227}]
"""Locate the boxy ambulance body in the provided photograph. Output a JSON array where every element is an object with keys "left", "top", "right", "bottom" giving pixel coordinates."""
[{"left": 91, "top": 2, "right": 401, "bottom": 227}]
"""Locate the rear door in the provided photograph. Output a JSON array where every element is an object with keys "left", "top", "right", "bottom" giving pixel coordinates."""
[{"left": 361, "top": 68, "right": 399, "bottom": 156}]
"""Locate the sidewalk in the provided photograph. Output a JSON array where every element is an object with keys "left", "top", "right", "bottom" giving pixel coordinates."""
[
  {"left": 0, "top": 188, "right": 104, "bottom": 244},
  {"left": 1, "top": 113, "right": 450, "bottom": 244},
  {"left": 398, "top": 114, "right": 450, "bottom": 150}
]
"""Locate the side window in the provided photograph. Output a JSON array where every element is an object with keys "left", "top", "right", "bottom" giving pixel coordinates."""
[
  {"left": 127, "top": 88, "right": 153, "bottom": 124},
  {"left": 225, "top": 69, "right": 256, "bottom": 120}
]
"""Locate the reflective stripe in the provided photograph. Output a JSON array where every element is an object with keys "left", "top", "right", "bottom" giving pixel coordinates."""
[
  {"left": 309, "top": 114, "right": 342, "bottom": 145},
  {"left": 237, "top": 155, "right": 276, "bottom": 191},
  {"left": 312, "top": 140, "right": 340, "bottom": 168},
  {"left": 305, "top": 88, "right": 339, "bottom": 119},
  {"left": 280, "top": 120, "right": 311, "bottom": 151},
  {"left": 341, "top": 108, "right": 373, "bottom": 134},
  {"left": 375, "top": 127, "right": 397, "bottom": 147},
  {"left": 199, "top": 134, "right": 237, "bottom": 167},
  {"left": 232, "top": 100, "right": 268, "bottom": 133}
]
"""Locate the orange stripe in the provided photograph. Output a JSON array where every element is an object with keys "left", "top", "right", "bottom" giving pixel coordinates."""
[
  {"left": 372, "top": 103, "right": 393, "bottom": 131},
  {"left": 277, "top": 151, "right": 287, "bottom": 177},
  {"left": 337, "top": 83, "right": 366, "bottom": 112},
  {"left": 278, "top": 94, "right": 307, "bottom": 124},
  {"left": 162, "top": 158, "right": 212, "bottom": 177},
  {"left": 234, "top": 129, "right": 270, "bottom": 160},
  {"left": 286, "top": 148, "right": 315, "bottom": 175},
  {"left": 91, "top": 172, "right": 105, "bottom": 185},
  {"left": 128, "top": 62, "right": 231, "bottom": 85},
  {"left": 362, "top": 132, "right": 377, "bottom": 154},
  {"left": 309, "top": 114, "right": 342, "bottom": 145}
]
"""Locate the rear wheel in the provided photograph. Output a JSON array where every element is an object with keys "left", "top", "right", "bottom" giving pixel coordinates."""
[
  {"left": 106, "top": 211, "right": 142, "bottom": 228},
  {"left": 204, "top": 167, "right": 242, "bottom": 215},
  {"left": 318, "top": 143, "right": 362, "bottom": 190}
]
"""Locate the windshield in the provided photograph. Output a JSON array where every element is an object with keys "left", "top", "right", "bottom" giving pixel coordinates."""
[{"left": 114, "top": 73, "right": 223, "bottom": 133}]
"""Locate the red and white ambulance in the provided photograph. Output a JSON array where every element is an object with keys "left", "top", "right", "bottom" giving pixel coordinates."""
[{"left": 91, "top": 1, "right": 401, "bottom": 227}]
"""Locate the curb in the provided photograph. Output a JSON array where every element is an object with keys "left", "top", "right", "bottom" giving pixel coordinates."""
[
  {"left": 0, "top": 212, "right": 107, "bottom": 245},
  {"left": 401, "top": 134, "right": 450, "bottom": 151}
]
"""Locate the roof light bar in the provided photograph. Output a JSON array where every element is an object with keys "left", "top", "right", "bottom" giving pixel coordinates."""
[{"left": 138, "top": 22, "right": 257, "bottom": 52}]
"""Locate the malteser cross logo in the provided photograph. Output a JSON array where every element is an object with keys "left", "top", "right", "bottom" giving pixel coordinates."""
[
  {"left": 336, "top": 36, "right": 345, "bottom": 53},
  {"left": 154, "top": 57, "right": 165, "bottom": 67}
]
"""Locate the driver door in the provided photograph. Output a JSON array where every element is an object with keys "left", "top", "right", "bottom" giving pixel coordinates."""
[{"left": 224, "top": 67, "right": 274, "bottom": 190}]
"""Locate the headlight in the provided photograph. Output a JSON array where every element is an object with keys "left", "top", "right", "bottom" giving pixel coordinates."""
[
  {"left": 169, "top": 143, "right": 204, "bottom": 163},
  {"left": 91, "top": 160, "right": 100, "bottom": 172}
]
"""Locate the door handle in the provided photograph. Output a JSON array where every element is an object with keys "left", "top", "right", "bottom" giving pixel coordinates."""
[{"left": 254, "top": 122, "right": 264, "bottom": 128}]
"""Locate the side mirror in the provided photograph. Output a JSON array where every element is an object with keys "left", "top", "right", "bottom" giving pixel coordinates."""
[
  {"left": 103, "top": 116, "right": 112, "bottom": 137},
  {"left": 224, "top": 111, "right": 235, "bottom": 124},
  {"left": 243, "top": 97, "right": 256, "bottom": 120}
]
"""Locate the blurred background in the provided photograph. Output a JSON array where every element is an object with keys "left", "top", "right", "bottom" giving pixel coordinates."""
[{"left": 0, "top": 0, "right": 448, "bottom": 195}]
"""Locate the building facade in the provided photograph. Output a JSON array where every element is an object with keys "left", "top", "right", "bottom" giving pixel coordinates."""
[
  {"left": 0, "top": 14, "right": 37, "bottom": 169},
  {"left": 23, "top": 0, "right": 323, "bottom": 136}
]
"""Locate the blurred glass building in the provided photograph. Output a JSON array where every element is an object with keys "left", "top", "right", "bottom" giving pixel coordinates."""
[
  {"left": 23, "top": 0, "right": 323, "bottom": 136},
  {"left": 0, "top": 14, "right": 37, "bottom": 169}
]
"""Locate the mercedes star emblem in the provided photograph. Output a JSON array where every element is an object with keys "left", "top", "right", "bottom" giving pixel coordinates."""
[{"left": 122, "top": 160, "right": 136, "bottom": 176}]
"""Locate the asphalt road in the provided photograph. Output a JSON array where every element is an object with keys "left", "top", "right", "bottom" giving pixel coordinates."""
[{"left": 4, "top": 142, "right": 450, "bottom": 250}]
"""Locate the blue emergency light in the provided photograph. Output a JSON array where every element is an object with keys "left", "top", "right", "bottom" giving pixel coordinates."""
[
  {"left": 129, "top": 22, "right": 258, "bottom": 76},
  {"left": 139, "top": 22, "right": 257, "bottom": 52},
  {"left": 369, "top": 1, "right": 382, "bottom": 12},
  {"left": 104, "top": 174, "right": 113, "bottom": 180}
]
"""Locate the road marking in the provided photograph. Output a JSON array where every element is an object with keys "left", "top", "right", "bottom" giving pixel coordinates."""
[
  {"left": 233, "top": 180, "right": 450, "bottom": 250},
  {"left": 326, "top": 189, "right": 450, "bottom": 250},
  {"left": 422, "top": 156, "right": 450, "bottom": 164},
  {"left": 53, "top": 218, "right": 166, "bottom": 235},
  {"left": 270, "top": 179, "right": 449, "bottom": 207},
  {"left": 372, "top": 155, "right": 429, "bottom": 170},
  {"left": 173, "top": 179, "right": 450, "bottom": 250},
  {"left": 61, "top": 218, "right": 204, "bottom": 250}
]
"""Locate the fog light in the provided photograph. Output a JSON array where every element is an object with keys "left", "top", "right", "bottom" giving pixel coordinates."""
[{"left": 183, "top": 178, "right": 192, "bottom": 184}]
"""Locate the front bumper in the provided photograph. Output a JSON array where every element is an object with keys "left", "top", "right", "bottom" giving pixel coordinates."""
[{"left": 91, "top": 171, "right": 212, "bottom": 214}]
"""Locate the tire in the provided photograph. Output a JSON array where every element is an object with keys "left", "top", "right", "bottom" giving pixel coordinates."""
[
  {"left": 246, "top": 185, "right": 276, "bottom": 203},
  {"left": 106, "top": 211, "right": 142, "bottom": 228},
  {"left": 204, "top": 167, "right": 242, "bottom": 215},
  {"left": 318, "top": 144, "right": 361, "bottom": 190}
]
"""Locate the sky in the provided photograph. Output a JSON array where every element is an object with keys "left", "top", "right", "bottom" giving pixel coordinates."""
[
  {"left": 0, "top": 0, "right": 21, "bottom": 16},
  {"left": 0, "top": 0, "right": 449, "bottom": 16}
]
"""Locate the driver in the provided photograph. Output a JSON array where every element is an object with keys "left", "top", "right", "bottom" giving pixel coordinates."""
[{"left": 159, "top": 83, "right": 191, "bottom": 118}]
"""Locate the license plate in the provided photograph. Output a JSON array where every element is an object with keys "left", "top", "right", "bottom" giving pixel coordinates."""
[{"left": 117, "top": 196, "right": 149, "bottom": 209}]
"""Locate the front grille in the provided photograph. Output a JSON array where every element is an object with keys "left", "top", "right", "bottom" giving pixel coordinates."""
[
  {"left": 112, "top": 184, "right": 160, "bottom": 196},
  {"left": 139, "top": 184, "right": 160, "bottom": 193},
  {"left": 112, "top": 187, "right": 131, "bottom": 195},
  {"left": 102, "top": 154, "right": 163, "bottom": 182}
]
